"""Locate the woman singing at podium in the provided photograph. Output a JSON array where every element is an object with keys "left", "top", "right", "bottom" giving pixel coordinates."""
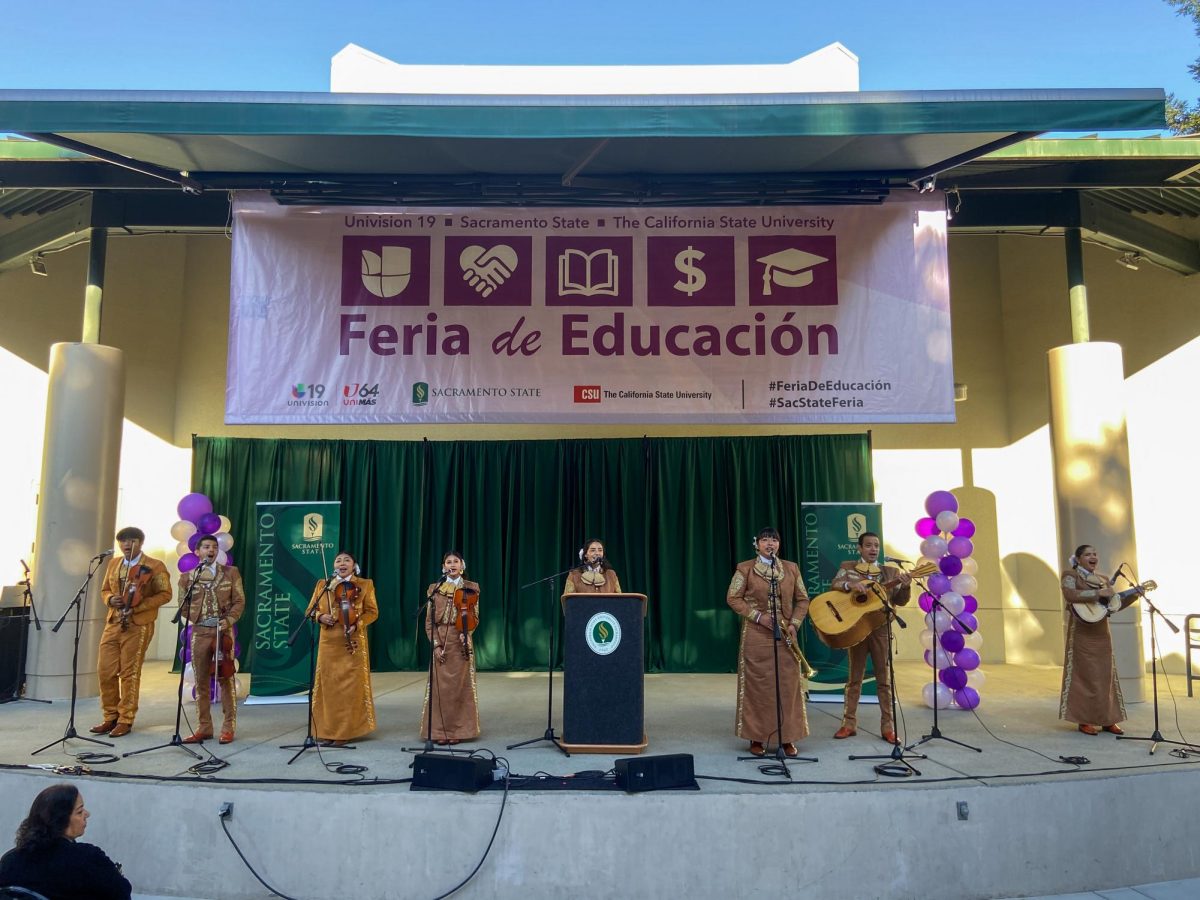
[
  {"left": 305, "top": 551, "right": 379, "bottom": 747},
  {"left": 421, "top": 551, "right": 481, "bottom": 745},
  {"left": 564, "top": 538, "right": 623, "bottom": 594}
]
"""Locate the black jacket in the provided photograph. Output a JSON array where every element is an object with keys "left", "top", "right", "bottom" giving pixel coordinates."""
[{"left": 0, "top": 837, "right": 131, "bottom": 900}]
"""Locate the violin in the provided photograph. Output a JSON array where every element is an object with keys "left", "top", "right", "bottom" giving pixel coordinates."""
[
  {"left": 452, "top": 586, "right": 478, "bottom": 658},
  {"left": 334, "top": 580, "right": 361, "bottom": 653},
  {"left": 119, "top": 564, "right": 154, "bottom": 631}
]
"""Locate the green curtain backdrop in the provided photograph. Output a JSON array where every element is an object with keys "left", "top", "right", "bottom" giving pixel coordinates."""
[{"left": 193, "top": 434, "right": 872, "bottom": 674}]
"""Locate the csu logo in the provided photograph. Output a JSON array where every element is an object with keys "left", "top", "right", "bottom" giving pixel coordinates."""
[
  {"left": 574, "top": 385, "right": 602, "bottom": 403},
  {"left": 412, "top": 382, "right": 429, "bottom": 406},
  {"left": 846, "top": 513, "right": 868, "bottom": 542},
  {"left": 585, "top": 612, "right": 622, "bottom": 656},
  {"left": 303, "top": 513, "right": 325, "bottom": 541}
]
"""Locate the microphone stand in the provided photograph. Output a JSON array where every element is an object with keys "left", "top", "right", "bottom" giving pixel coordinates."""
[
  {"left": 32, "top": 555, "right": 112, "bottom": 755},
  {"left": 403, "top": 579, "right": 471, "bottom": 757},
  {"left": 850, "top": 565, "right": 926, "bottom": 776},
  {"left": 507, "top": 566, "right": 574, "bottom": 757},
  {"left": 282, "top": 578, "right": 347, "bottom": 762},
  {"left": 906, "top": 577, "right": 982, "bottom": 754},
  {"left": 2, "top": 565, "right": 50, "bottom": 705},
  {"left": 1115, "top": 568, "right": 1199, "bottom": 755},
  {"left": 738, "top": 556, "right": 816, "bottom": 773},
  {"left": 124, "top": 573, "right": 203, "bottom": 760}
]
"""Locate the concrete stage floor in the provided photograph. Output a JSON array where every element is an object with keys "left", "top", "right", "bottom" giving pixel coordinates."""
[{"left": 1, "top": 661, "right": 1198, "bottom": 899}]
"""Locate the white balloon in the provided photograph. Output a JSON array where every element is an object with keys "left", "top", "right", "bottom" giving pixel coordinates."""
[
  {"left": 935, "top": 510, "right": 960, "bottom": 534},
  {"left": 960, "top": 557, "right": 978, "bottom": 576},
  {"left": 170, "top": 519, "right": 197, "bottom": 542},
  {"left": 218, "top": 515, "right": 232, "bottom": 534},
  {"left": 939, "top": 591, "right": 965, "bottom": 615},
  {"left": 919, "top": 628, "right": 935, "bottom": 647},
  {"left": 920, "top": 536, "right": 948, "bottom": 560},
  {"left": 966, "top": 669, "right": 986, "bottom": 690},
  {"left": 216, "top": 532, "right": 234, "bottom": 552},
  {"left": 217, "top": 550, "right": 229, "bottom": 565},
  {"left": 964, "top": 630, "right": 984, "bottom": 651},
  {"left": 925, "top": 646, "right": 951, "bottom": 669},
  {"left": 922, "top": 681, "right": 954, "bottom": 709},
  {"left": 951, "top": 574, "right": 978, "bottom": 596},
  {"left": 175, "top": 541, "right": 190, "bottom": 557}
]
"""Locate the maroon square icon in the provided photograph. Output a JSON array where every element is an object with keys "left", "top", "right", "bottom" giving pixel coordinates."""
[
  {"left": 545, "top": 237, "right": 634, "bottom": 307},
  {"left": 341, "top": 236, "right": 431, "bottom": 307},
  {"left": 443, "top": 236, "right": 533, "bottom": 306},
  {"left": 747, "top": 236, "right": 838, "bottom": 306},
  {"left": 646, "top": 236, "right": 735, "bottom": 306}
]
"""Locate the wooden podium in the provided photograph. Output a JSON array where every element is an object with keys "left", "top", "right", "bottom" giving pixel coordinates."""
[{"left": 559, "top": 592, "right": 648, "bottom": 754}]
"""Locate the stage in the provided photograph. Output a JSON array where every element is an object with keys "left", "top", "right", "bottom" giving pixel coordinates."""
[{"left": 1, "top": 662, "right": 1198, "bottom": 900}]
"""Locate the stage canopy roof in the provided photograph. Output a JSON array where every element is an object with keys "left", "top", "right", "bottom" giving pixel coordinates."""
[{"left": 2, "top": 85, "right": 1194, "bottom": 273}]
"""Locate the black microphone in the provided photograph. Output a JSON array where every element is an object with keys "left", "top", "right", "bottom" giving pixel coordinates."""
[
  {"left": 1110, "top": 563, "right": 1126, "bottom": 584},
  {"left": 884, "top": 556, "right": 910, "bottom": 564},
  {"left": 20, "top": 559, "right": 30, "bottom": 575},
  {"left": 93, "top": 549, "right": 115, "bottom": 560}
]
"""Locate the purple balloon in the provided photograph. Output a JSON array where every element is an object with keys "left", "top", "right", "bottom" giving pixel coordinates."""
[
  {"left": 178, "top": 625, "right": 193, "bottom": 663},
  {"left": 915, "top": 517, "right": 939, "bottom": 538},
  {"left": 177, "top": 492, "right": 213, "bottom": 524},
  {"left": 178, "top": 552, "right": 200, "bottom": 573},
  {"left": 918, "top": 591, "right": 935, "bottom": 613},
  {"left": 962, "top": 594, "right": 978, "bottom": 614},
  {"left": 953, "top": 687, "right": 981, "bottom": 710},
  {"left": 940, "top": 630, "right": 965, "bottom": 653},
  {"left": 927, "top": 573, "right": 951, "bottom": 596},
  {"left": 939, "top": 555, "right": 963, "bottom": 576},
  {"left": 940, "top": 666, "right": 968, "bottom": 690},
  {"left": 948, "top": 537, "right": 974, "bottom": 559},
  {"left": 952, "top": 613, "right": 978, "bottom": 634},
  {"left": 924, "top": 490, "right": 959, "bottom": 518},
  {"left": 187, "top": 532, "right": 203, "bottom": 552},
  {"left": 952, "top": 517, "right": 976, "bottom": 538},
  {"left": 196, "top": 512, "right": 222, "bottom": 535},
  {"left": 954, "top": 647, "right": 981, "bottom": 671}
]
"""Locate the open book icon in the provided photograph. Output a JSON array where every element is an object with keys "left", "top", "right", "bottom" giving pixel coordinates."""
[{"left": 558, "top": 248, "right": 619, "bottom": 297}]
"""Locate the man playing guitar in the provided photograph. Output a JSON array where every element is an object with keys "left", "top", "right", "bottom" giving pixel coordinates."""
[
  {"left": 90, "top": 527, "right": 173, "bottom": 737},
  {"left": 831, "top": 532, "right": 911, "bottom": 744}
]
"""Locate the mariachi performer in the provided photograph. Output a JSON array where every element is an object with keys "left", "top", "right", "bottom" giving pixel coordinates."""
[
  {"left": 91, "top": 526, "right": 173, "bottom": 738},
  {"left": 304, "top": 551, "right": 379, "bottom": 746},
  {"left": 830, "top": 531, "right": 911, "bottom": 743},
  {"left": 420, "top": 551, "right": 480, "bottom": 745},
  {"left": 179, "top": 535, "right": 245, "bottom": 744},
  {"left": 1059, "top": 543, "right": 1132, "bottom": 735},
  {"left": 563, "top": 538, "right": 623, "bottom": 593},
  {"left": 726, "top": 527, "right": 810, "bottom": 757}
]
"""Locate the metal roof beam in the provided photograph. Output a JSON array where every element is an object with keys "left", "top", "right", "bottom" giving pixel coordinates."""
[
  {"left": 0, "top": 194, "right": 92, "bottom": 270},
  {"left": 17, "top": 133, "right": 203, "bottom": 194},
  {"left": 1079, "top": 193, "right": 1200, "bottom": 275}
]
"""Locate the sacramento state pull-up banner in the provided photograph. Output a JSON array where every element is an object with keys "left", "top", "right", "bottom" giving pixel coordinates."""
[
  {"left": 227, "top": 192, "right": 952, "bottom": 425},
  {"left": 247, "top": 501, "right": 341, "bottom": 700}
]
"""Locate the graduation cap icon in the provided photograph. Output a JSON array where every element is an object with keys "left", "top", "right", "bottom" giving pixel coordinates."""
[{"left": 756, "top": 247, "right": 829, "bottom": 296}]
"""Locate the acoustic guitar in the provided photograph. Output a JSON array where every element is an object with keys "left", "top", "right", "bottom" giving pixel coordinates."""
[
  {"left": 1070, "top": 580, "right": 1156, "bottom": 624},
  {"left": 810, "top": 561, "right": 938, "bottom": 650}
]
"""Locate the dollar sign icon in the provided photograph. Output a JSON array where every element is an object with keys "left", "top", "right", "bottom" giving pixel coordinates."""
[{"left": 673, "top": 246, "right": 707, "bottom": 297}]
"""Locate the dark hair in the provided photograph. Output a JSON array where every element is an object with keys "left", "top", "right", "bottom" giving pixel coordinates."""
[
  {"left": 858, "top": 531, "right": 880, "bottom": 547},
  {"left": 1073, "top": 544, "right": 1094, "bottom": 561},
  {"left": 443, "top": 550, "right": 465, "bottom": 567},
  {"left": 334, "top": 550, "right": 357, "bottom": 565},
  {"left": 115, "top": 526, "right": 144, "bottom": 543},
  {"left": 14, "top": 783, "right": 79, "bottom": 851},
  {"left": 755, "top": 527, "right": 781, "bottom": 543},
  {"left": 195, "top": 533, "right": 219, "bottom": 549}
]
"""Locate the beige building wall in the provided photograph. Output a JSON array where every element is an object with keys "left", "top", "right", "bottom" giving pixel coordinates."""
[{"left": 2, "top": 227, "right": 1196, "bottom": 677}]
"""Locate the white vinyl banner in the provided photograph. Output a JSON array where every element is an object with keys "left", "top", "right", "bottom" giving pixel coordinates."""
[{"left": 227, "top": 192, "right": 953, "bottom": 424}]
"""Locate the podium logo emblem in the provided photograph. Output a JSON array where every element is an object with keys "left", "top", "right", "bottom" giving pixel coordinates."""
[
  {"left": 303, "top": 513, "right": 324, "bottom": 541},
  {"left": 585, "top": 612, "right": 622, "bottom": 656}
]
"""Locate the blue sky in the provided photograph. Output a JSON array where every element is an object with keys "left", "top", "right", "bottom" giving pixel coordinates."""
[{"left": 2, "top": 0, "right": 1194, "bottom": 99}]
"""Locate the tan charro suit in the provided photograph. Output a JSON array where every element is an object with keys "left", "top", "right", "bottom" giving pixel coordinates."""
[
  {"left": 180, "top": 564, "right": 246, "bottom": 733},
  {"left": 831, "top": 559, "right": 911, "bottom": 732},
  {"left": 97, "top": 554, "right": 173, "bottom": 725}
]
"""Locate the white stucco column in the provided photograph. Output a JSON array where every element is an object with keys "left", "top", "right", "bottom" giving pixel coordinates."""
[
  {"left": 26, "top": 342, "right": 125, "bottom": 700},
  {"left": 1047, "top": 341, "right": 1143, "bottom": 703}
]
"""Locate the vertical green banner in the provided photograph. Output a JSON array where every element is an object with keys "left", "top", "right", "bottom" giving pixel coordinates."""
[
  {"left": 248, "top": 501, "right": 341, "bottom": 700},
  {"left": 799, "top": 502, "right": 883, "bottom": 700}
]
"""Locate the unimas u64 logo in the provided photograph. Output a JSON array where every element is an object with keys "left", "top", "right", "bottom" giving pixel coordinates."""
[{"left": 585, "top": 612, "right": 622, "bottom": 656}]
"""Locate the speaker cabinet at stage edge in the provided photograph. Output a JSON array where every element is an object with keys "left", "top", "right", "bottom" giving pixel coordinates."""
[
  {"left": 0, "top": 606, "right": 30, "bottom": 702},
  {"left": 411, "top": 753, "right": 495, "bottom": 793},
  {"left": 614, "top": 753, "right": 697, "bottom": 793}
]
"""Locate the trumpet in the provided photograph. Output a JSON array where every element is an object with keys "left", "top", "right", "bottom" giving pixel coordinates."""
[{"left": 786, "top": 636, "right": 817, "bottom": 680}]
